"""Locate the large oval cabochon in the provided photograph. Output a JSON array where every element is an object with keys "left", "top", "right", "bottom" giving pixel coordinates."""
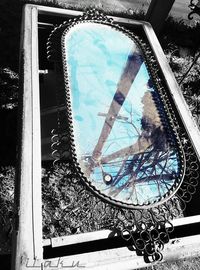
[{"left": 62, "top": 22, "right": 183, "bottom": 208}]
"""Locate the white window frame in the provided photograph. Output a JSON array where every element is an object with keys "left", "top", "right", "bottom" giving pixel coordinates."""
[{"left": 12, "top": 4, "right": 200, "bottom": 270}]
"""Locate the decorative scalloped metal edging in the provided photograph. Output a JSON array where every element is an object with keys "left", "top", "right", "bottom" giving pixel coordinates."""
[
  {"left": 46, "top": 9, "right": 200, "bottom": 262},
  {"left": 50, "top": 9, "right": 185, "bottom": 209},
  {"left": 188, "top": 0, "right": 200, "bottom": 20}
]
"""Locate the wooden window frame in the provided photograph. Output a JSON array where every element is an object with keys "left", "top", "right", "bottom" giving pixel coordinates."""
[{"left": 12, "top": 4, "right": 200, "bottom": 270}]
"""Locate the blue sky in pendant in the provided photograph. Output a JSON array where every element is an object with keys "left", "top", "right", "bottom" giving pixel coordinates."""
[{"left": 64, "top": 23, "right": 180, "bottom": 206}]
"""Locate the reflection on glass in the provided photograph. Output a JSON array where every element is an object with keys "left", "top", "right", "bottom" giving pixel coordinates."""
[{"left": 64, "top": 23, "right": 181, "bottom": 206}]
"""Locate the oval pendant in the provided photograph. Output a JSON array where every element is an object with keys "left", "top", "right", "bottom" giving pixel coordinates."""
[{"left": 62, "top": 21, "right": 185, "bottom": 208}]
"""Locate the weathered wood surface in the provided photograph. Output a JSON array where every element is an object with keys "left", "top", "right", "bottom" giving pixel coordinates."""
[
  {"left": 11, "top": 5, "right": 43, "bottom": 270},
  {"left": 41, "top": 235, "right": 200, "bottom": 270},
  {"left": 146, "top": 0, "right": 175, "bottom": 33},
  {"left": 43, "top": 215, "right": 200, "bottom": 248}
]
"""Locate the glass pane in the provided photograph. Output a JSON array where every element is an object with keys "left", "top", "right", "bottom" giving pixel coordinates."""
[{"left": 63, "top": 23, "right": 182, "bottom": 207}]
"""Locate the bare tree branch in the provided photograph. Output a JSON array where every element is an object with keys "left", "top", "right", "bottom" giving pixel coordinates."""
[{"left": 100, "top": 137, "right": 152, "bottom": 164}]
